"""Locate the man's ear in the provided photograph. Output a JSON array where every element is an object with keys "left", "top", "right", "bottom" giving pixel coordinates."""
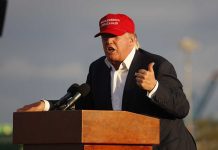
[
  {"left": 130, "top": 34, "right": 137, "bottom": 46},
  {"left": 128, "top": 34, "right": 134, "bottom": 42}
]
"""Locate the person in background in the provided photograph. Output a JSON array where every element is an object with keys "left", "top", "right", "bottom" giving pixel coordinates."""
[{"left": 17, "top": 13, "right": 197, "bottom": 150}]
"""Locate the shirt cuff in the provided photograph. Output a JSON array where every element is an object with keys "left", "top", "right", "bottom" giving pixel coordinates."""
[
  {"left": 147, "top": 81, "right": 159, "bottom": 98},
  {"left": 41, "top": 99, "right": 50, "bottom": 111}
]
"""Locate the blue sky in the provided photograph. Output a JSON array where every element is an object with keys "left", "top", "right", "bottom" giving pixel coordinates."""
[{"left": 0, "top": 0, "right": 218, "bottom": 123}]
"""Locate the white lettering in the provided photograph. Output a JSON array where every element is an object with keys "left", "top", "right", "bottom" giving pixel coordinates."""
[
  {"left": 101, "top": 22, "right": 119, "bottom": 27},
  {"left": 100, "top": 18, "right": 120, "bottom": 24}
]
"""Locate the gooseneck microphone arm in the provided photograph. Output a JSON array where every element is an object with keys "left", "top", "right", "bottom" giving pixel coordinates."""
[{"left": 62, "top": 93, "right": 82, "bottom": 110}]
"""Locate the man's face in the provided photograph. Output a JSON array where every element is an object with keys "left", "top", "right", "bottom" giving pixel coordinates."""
[{"left": 101, "top": 33, "right": 135, "bottom": 68}]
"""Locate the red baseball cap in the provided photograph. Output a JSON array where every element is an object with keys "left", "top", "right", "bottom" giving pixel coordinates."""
[{"left": 94, "top": 13, "right": 135, "bottom": 37}]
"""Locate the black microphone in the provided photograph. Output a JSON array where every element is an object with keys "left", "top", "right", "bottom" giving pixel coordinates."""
[
  {"left": 62, "top": 83, "right": 90, "bottom": 110},
  {"left": 54, "top": 83, "right": 79, "bottom": 109}
]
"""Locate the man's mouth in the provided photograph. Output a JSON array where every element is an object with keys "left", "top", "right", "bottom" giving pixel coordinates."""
[{"left": 106, "top": 47, "right": 115, "bottom": 52}]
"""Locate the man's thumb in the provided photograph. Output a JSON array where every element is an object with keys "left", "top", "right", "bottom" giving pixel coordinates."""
[{"left": 148, "top": 62, "right": 155, "bottom": 72}]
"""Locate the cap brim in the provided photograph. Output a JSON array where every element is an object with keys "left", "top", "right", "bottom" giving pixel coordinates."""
[
  {"left": 94, "top": 32, "right": 103, "bottom": 38},
  {"left": 94, "top": 28, "right": 126, "bottom": 38}
]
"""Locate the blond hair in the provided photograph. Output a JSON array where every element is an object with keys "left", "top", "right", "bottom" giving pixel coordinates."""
[{"left": 133, "top": 33, "right": 140, "bottom": 50}]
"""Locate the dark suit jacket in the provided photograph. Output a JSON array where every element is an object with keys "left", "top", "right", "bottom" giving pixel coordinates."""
[{"left": 51, "top": 49, "right": 197, "bottom": 150}]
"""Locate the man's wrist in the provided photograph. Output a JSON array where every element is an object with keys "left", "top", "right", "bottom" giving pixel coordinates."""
[
  {"left": 147, "top": 80, "right": 159, "bottom": 98},
  {"left": 40, "top": 99, "right": 50, "bottom": 111}
]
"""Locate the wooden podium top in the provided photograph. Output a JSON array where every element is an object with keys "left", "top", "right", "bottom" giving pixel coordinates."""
[{"left": 13, "top": 110, "right": 159, "bottom": 145}]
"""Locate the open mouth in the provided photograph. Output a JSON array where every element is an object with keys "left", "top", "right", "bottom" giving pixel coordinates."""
[{"left": 106, "top": 47, "right": 115, "bottom": 52}]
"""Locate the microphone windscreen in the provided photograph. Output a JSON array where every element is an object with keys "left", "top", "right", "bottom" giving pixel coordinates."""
[
  {"left": 67, "top": 83, "right": 79, "bottom": 93},
  {"left": 78, "top": 83, "right": 90, "bottom": 97}
]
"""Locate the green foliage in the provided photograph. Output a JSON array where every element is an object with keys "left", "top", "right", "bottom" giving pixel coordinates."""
[{"left": 0, "top": 124, "right": 13, "bottom": 136}]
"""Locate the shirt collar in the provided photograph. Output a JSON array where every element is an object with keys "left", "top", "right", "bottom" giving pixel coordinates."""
[{"left": 104, "top": 47, "right": 136, "bottom": 70}]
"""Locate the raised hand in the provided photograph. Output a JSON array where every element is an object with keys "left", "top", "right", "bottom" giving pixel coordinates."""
[{"left": 135, "top": 62, "right": 157, "bottom": 92}]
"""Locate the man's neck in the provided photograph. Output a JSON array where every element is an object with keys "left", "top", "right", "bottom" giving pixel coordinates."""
[{"left": 111, "top": 61, "right": 122, "bottom": 70}]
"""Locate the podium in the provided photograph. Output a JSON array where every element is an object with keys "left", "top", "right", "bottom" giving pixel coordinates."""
[{"left": 13, "top": 110, "right": 159, "bottom": 150}]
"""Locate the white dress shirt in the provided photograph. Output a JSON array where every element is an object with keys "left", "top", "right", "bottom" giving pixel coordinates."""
[{"left": 105, "top": 47, "right": 136, "bottom": 110}]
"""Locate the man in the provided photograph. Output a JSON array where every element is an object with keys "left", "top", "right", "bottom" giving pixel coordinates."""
[{"left": 17, "top": 13, "right": 197, "bottom": 150}]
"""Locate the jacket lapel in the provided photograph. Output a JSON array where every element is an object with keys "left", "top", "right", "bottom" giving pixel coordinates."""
[
  {"left": 96, "top": 63, "right": 113, "bottom": 110},
  {"left": 122, "top": 49, "right": 151, "bottom": 110}
]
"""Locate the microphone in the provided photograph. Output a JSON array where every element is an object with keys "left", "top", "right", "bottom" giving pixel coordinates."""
[
  {"left": 53, "top": 83, "right": 79, "bottom": 109},
  {"left": 62, "top": 83, "right": 90, "bottom": 110}
]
